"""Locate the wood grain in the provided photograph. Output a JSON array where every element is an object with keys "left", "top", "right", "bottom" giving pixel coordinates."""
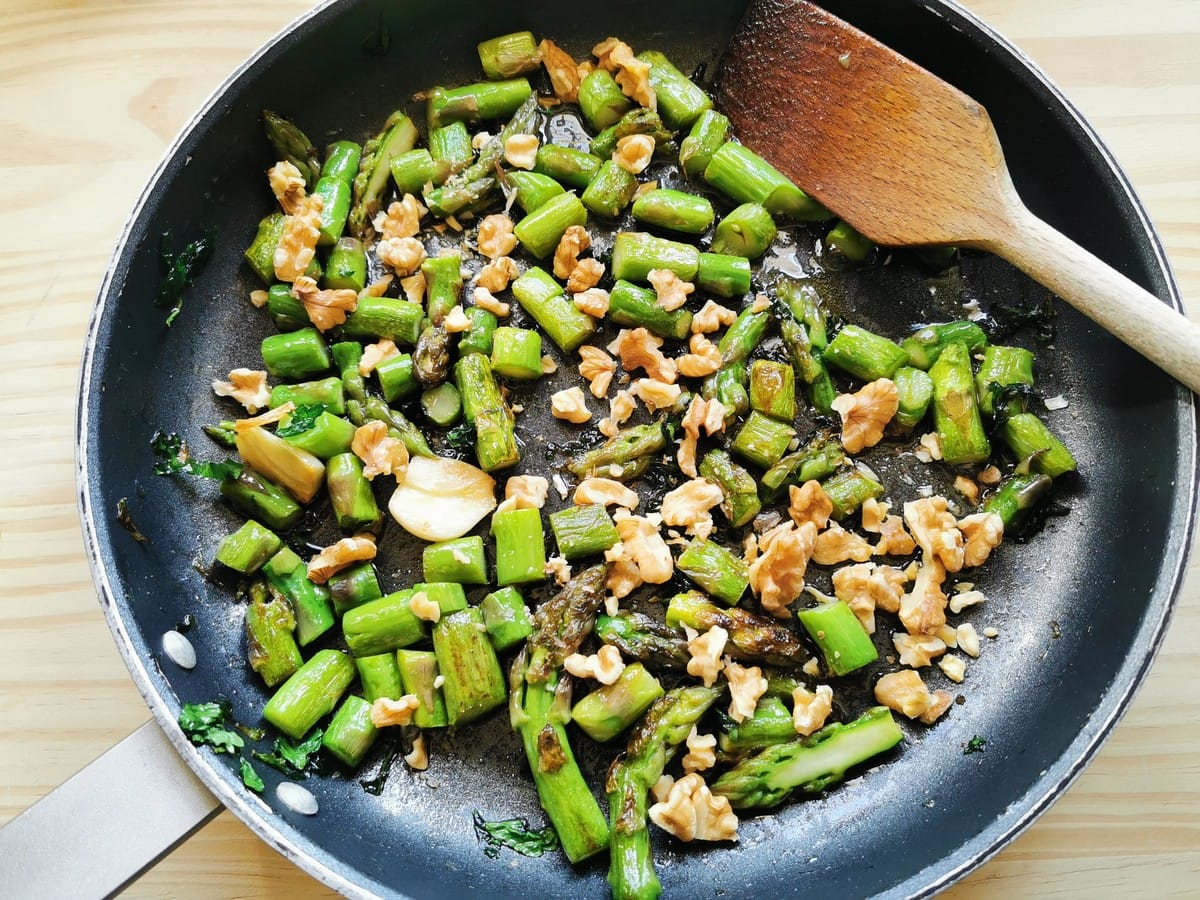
[{"left": 0, "top": 1, "right": 1195, "bottom": 897}]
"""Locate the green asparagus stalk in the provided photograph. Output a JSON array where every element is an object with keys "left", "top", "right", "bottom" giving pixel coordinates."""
[
  {"left": 567, "top": 422, "right": 667, "bottom": 479},
  {"left": 513, "top": 191, "right": 589, "bottom": 259},
  {"left": 214, "top": 520, "right": 282, "bottom": 575},
  {"left": 731, "top": 410, "right": 797, "bottom": 469},
  {"left": 423, "top": 176, "right": 496, "bottom": 219},
  {"left": 492, "top": 508, "right": 547, "bottom": 586},
  {"left": 533, "top": 145, "right": 604, "bottom": 190},
  {"left": 636, "top": 50, "right": 712, "bottom": 129},
  {"left": 759, "top": 432, "right": 845, "bottom": 501},
  {"left": 312, "top": 175, "right": 351, "bottom": 246},
  {"left": 608, "top": 280, "right": 693, "bottom": 340},
  {"left": 341, "top": 297, "right": 425, "bottom": 346},
  {"left": 422, "top": 253, "right": 463, "bottom": 325},
  {"left": 262, "top": 649, "right": 356, "bottom": 740},
  {"left": 391, "top": 148, "right": 450, "bottom": 195},
  {"left": 332, "top": 340, "right": 366, "bottom": 404},
  {"left": 710, "top": 203, "right": 777, "bottom": 258},
  {"left": 572, "top": 663, "right": 665, "bottom": 743},
  {"left": 422, "top": 535, "right": 488, "bottom": 585},
  {"left": 480, "top": 587, "right": 534, "bottom": 652},
  {"left": 699, "top": 449, "right": 761, "bottom": 527},
  {"left": 429, "top": 121, "right": 474, "bottom": 175},
  {"left": 326, "top": 453, "right": 382, "bottom": 532},
  {"left": 244, "top": 213, "right": 320, "bottom": 285},
  {"left": 526, "top": 564, "right": 608, "bottom": 682},
  {"left": 549, "top": 504, "right": 620, "bottom": 560},
  {"left": 701, "top": 305, "right": 770, "bottom": 417},
  {"left": 265, "top": 282, "right": 310, "bottom": 331},
  {"left": 581, "top": 159, "right": 638, "bottom": 219},
  {"left": 825, "top": 220, "right": 873, "bottom": 262},
  {"left": 590, "top": 107, "right": 673, "bottom": 161},
  {"left": 823, "top": 324, "right": 908, "bottom": 382},
  {"left": 665, "top": 592, "right": 810, "bottom": 667},
  {"left": 902, "top": 321, "right": 989, "bottom": 371},
  {"left": 630, "top": 189, "right": 715, "bottom": 236},
  {"left": 748, "top": 359, "right": 797, "bottom": 422},
  {"left": 594, "top": 612, "right": 691, "bottom": 671},
  {"left": 323, "top": 237, "right": 367, "bottom": 292},
  {"left": 578, "top": 68, "right": 634, "bottom": 132},
  {"left": 676, "top": 538, "right": 750, "bottom": 606},
  {"left": 975, "top": 345, "right": 1036, "bottom": 416},
  {"left": 490, "top": 327, "right": 543, "bottom": 379},
  {"left": 327, "top": 561, "right": 383, "bottom": 617},
  {"left": 477, "top": 31, "right": 541, "bottom": 79},
  {"left": 822, "top": 465, "right": 884, "bottom": 520},
  {"left": 679, "top": 109, "right": 731, "bottom": 179},
  {"left": 611, "top": 232, "right": 700, "bottom": 283},
  {"left": 703, "top": 141, "right": 831, "bottom": 221},
  {"left": 509, "top": 266, "right": 597, "bottom": 351},
  {"left": 262, "top": 548, "right": 336, "bottom": 646},
  {"left": 426, "top": 78, "right": 533, "bottom": 129},
  {"left": 433, "top": 608, "right": 508, "bottom": 725},
  {"left": 711, "top": 707, "right": 903, "bottom": 809},
  {"left": 983, "top": 472, "right": 1053, "bottom": 529},
  {"left": 397, "top": 649, "right": 449, "bottom": 728},
  {"left": 321, "top": 695, "right": 379, "bottom": 767},
  {"left": 320, "top": 140, "right": 361, "bottom": 185},
  {"left": 892, "top": 366, "right": 935, "bottom": 430},
  {"left": 454, "top": 352, "right": 520, "bottom": 471},
  {"left": 717, "top": 696, "right": 795, "bottom": 756},
  {"left": 606, "top": 685, "right": 724, "bottom": 899},
  {"left": 349, "top": 112, "right": 419, "bottom": 240},
  {"left": 457, "top": 307, "right": 498, "bottom": 357},
  {"left": 695, "top": 252, "right": 751, "bottom": 298},
  {"left": 998, "top": 412, "right": 1077, "bottom": 477},
  {"left": 219, "top": 468, "right": 302, "bottom": 531},
  {"left": 506, "top": 170, "right": 566, "bottom": 214},
  {"left": 263, "top": 109, "right": 320, "bottom": 189},
  {"left": 244, "top": 581, "right": 303, "bottom": 688},
  {"left": 374, "top": 354, "right": 419, "bottom": 404},
  {"left": 355, "top": 653, "right": 403, "bottom": 702},
  {"left": 360, "top": 396, "right": 434, "bottom": 459},
  {"left": 413, "top": 581, "right": 469, "bottom": 616},
  {"left": 342, "top": 590, "right": 425, "bottom": 657},
  {"left": 929, "top": 342, "right": 991, "bottom": 464},
  {"left": 261, "top": 327, "right": 331, "bottom": 380},
  {"left": 796, "top": 600, "right": 878, "bottom": 675}
]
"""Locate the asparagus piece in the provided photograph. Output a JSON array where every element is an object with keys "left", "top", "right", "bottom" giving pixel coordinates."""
[
  {"left": 506, "top": 170, "right": 566, "bottom": 214},
  {"left": 630, "top": 189, "right": 715, "bottom": 236},
  {"left": 679, "top": 109, "right": 731, "bottom": 179},
  {"left": 457, "top": 306, "right": 498, "bottom": 357},
  {"left": 323, "top": 237, "right": 367, "bottom": 292},
  {"left": 581, "top": 160, "right": 638, "bottom": 219},
  {"left": 349, "top": 112, "right": 419, "bottom": 240},
  {"left": 636, "top": 50, "right": 712, "bottom": 129},
  {"left": 263, "top": 109, "right": 320, "bottom": 189},
  {"left": 332, "top": 340, "right": 366, "bottom": 405},
  {"left": 998, "top": 412, "right": 1077, "bottom": 477},
  {"left": 929, "top": 342, "right": 991, "bottom": 464},
  {"left": 699, "top": 449, "right": 761, "bottom": 527},
  {"left": 481, "top": 586, "right": 533, "bottom": 652},
  {"left": 262, "top": 649, "right": 357, "bottom": 741},
  {"left": 711, "top": 707, "right": 903, "bottom": 809},
  {"left": 825, "top": 220, "right": 873, "bottom": 262},
  {"left": 312, "top": 175, "right": 351, "bottom": 246},
  {"left": 983, "top": 472, "right": 1053, "bottom": 529},
  {"left": 490, "top": 327, "right": 543, "bottom": 379},
  {"left": 326, "top": 453, "right": 381, "bottom": 532},
  {"left": 796, "top": 600, "right": 878, "bottom": 675},
  {"left": 390, "top": 148, "right": 450, "bottom": 195},
  {"left": 717, "top": 696, "right": 795, "bottom": 756},
  {"left": 776, "top": 279, "right": 835, "bottom": 412},
  {"left": 244, "top": 213, "right": 321, "bottom": 284},
  {"left": 414, "top": 254, "right": 463, "bottom": 387},
  {"left": 608, "top": 280, "right": 693, "bottom": 340},
  {"left": 590, "top": 108, "right": 673, "bottom": 161},
  {"left": 533, "top": 145, "right": 603, "bottom": 190},
  {"left": 510, "top": 651, "right": 611, "bottom": 863},
  {"left": 320, "top": 140, "right": 361, "bottom": 185},
  {"left": 676, "top": 538, "right": 749, "bottom": 606},
  {"left": 413, "top": 581, "right": 469, "bottom": 616},
  {"left": 892, "top": 366, "right": 935, "bottom": 430},
  {"left": 595, "top": 612, "right": 691, "bottom": 671},
  {"left": 903, "top": 321, "right": 989, "bottom": 371},
  {"left": 823, "top": 324, "right": 908, "bottom": 382},
  {"left": 265, "top": 282, "right": 310, "bottom": 331},
  {"left": 220, "top": 468, "right": 302, "bottom": 531},
  {"left": 550, "top": 503, "right": 620, "bottom": 560},
  {"left": 822, "top": 465, "right": 884, "bottom": 520},
  {"left": 704, "top": 142, "right": 831, "bottom": 221},
  {"left": 261, "top": 327, "right": 331, "bottom": 380},
  {"left": 375, "top": 354, "right": 419, "bottom": 404},
  {"left": 262, "top": 548, "right": 335, "bottom": 646},
  {"left": 695, "top": 252, "right": 751, "bottom": 298},
  {"left": 611, "top": 232, "right": 700, "bottom": 283},
  {"left": 360, "top": 396, "right": 435, "bottom": 459},
  {"left": 510, "top": 266, "right": 597, "bottom": 351},
  {"left": 477, "top": 31, "right": 541, "bottom": 79},
  {"left": 321, "top": 695, "right": 379, "bottom": 767},
  {"left": 215, "top": 520, "right": 282, "bottom": 575},
  {"left": 342, "top": 590, "right": 425, "bottom": 657},
  {"left": 748, "top": 359, "right": 796, "bottom": 422},
  {"left": 606, "top": 685, "right": 724, "bottom": 899},
  {"left": 397, "top": 648, "right": 449, "bottom": 728},
  {"left": 244, "top": 581, "right": 303, "bottom": 688},
  {"left": 526, "top": 564, "right": 608, "bottom": 682},
  {"left": 578, "top": 68, "right": 634, "bottom": 132},
  {"left": 710, "top": 203, "right": 777, "bottom": 259},
  {"left": 423, "top": 175, "right": 496, "bottom": 218},
  {"left": 975, "top": 344, "right": 1036, "bottom": 416},
  {"left": 429, "top": 121, "right": 474, "bottom": 175},
  {"left": 434, "top": 608, "right": 508, "bottom": 725},
  {"left": 567, "top": 422, "right": 667, "bottom": 479},
  {"left": 341, "top": 297, "right": 424, "bottom": 346},
  {"left": 327, "top": 561, "right": 383, "bottom": 616},
  {"left": 572, "top": 663, "right": 665, "bottom": 743},
  {"left": 701, "top": 305, "right": 770, "bottom": 417},
  {"left": 235, "top": 426, "right": 326, "bottom": 505},
  {"left": 439, "top": 92, "right": 539, "bottom": 194},
  {"left": 731, "top": 411, "right": 797, "bottom": 469},
  {"left": 666, "top": 592, "right": 810, "bottom": 667},
  {"left": 355, "top": 653, "right": 403, "bottom": 702},
  {"left": 454, "top": 352, "right": 519, "bottom": 471},
  {"left": 422, "top": 535, "right": 488, "bottom": 584},
  {"left": 426, "top": 78, "right": 533, "bottom": 129},
  {"left": 514, "top": 191, "right": 589, "bottom": 259},
  {"left": 491, "top": 507, "right": 547, "bottom": 586},
  {"left": 759, "top": 432, "right": 845, "bottom": 501}
]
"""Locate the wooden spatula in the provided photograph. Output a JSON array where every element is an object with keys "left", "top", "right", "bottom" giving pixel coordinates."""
[{"left": 718, "top": 0, "right": 1200, "bottom": 393}]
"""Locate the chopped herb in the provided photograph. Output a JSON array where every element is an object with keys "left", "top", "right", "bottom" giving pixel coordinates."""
[
  {"left": 963, "top": 735, "right": 987, "bottom": 755},
  {"left": 156, "top": 226, "right": 217, "bottom": 326},
  {"left": 253, "top": 728, "right": 324, "bottom": 778},
  {"left": 359, "top": 746, "right": 403, "bottom": 795},
  {"left": 179, "top": 701, "right": 244, "bottom": 755},
  {"left": 152, "top": 431, "right": 243, "bottom": 481},
  {"left": 987, "top": 382, "right": 1040, "bottom": 432},
  {"left": 445, "top": 422, "right": 476, "bottom": 451},
  {"left": 116, "top": 497, "right": 149, "bottom": 543},
  {"left": 275, "top": 403, "right": 327, "bottom": 438},
  {"left": 236, "top": 722, "right": 266, "bottom": 742},
  {"left": 983, "top": 297, "right": 1056, "bottom": 344},
  {"left": 240, "top": 758, "right": 265, "bottom": 792},
  {"left": 203, "top": 421, "right": 239, "bottom": 448},
  {"left": 472, "top": 811, "right": 560, "bottom": 859}
]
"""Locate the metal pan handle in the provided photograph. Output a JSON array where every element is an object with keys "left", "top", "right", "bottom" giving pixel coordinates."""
[{"left": 0, "top": 721, "right": 221, "bottom": 897}]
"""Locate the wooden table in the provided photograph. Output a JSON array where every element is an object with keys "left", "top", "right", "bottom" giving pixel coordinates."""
[{"left": 1, "top": 1, "right": 1196, "bottom": 896}]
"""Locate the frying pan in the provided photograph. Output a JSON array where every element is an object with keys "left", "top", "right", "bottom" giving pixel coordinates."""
[{"left": 7, "top": 0, "right": 1195, "bottom": 895}]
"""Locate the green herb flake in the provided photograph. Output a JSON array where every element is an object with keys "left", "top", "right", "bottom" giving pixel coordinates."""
[
  {"left": 445, "top": 421, "right": 476, "bottom": 451},
  {"left": 240, "top": 758, "right": 265, "bottom": 792},
  {"left": 152, "top": 430, "right": 243, "bottom": 481},
  {"left": 253, "top": 729, "right": 324, "bottom": 778},
  {"left": 275, "top": 403, "right": 327, "bottom": 438},
  {"left": 179, "top": 701, "right": 245, "bottom": 755},
  {"left": 359, "top": 746, "right": 402, "bottom": 796},
  {"left": 963, "top": 735, "right": 987, "bottom": 755},
  {"left": 472, "top": 811, "right": 560, "bottom": 859},
  {"left": 156, "top": 226, "right": 217, "bottom": 326}
]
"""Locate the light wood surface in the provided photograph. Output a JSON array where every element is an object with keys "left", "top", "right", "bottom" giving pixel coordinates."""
[{"left": 0, "top": 1, "right": 1196, "bottom": 897}]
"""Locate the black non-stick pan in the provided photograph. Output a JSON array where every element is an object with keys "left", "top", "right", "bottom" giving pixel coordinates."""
[{"left": 30, "top": 0, "right": 1200, "bottom": 895}]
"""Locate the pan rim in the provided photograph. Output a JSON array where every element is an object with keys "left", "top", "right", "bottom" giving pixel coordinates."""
[{"left": 73, "top": 1, "right": 1198, "bottom": 897}]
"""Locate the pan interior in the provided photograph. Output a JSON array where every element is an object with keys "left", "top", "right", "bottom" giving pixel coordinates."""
[{"left": 79, "top": 0, "right": 1195, "bottom": 897}]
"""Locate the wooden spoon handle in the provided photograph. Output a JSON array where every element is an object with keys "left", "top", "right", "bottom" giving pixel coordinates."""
[{"left": 989, "top": 206, "right": 1200, "bottom": 393}]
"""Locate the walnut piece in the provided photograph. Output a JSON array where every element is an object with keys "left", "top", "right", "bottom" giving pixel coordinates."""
[
  {"left": 691, "top": 300, "right": 737, "bottom": 334},
  {"left": 791, "top": 684, "right": 834, "bottom": 736},
  {"left": 904, "top": 496, "right": 965, "bottom": 572},
  {"left": 862, "top": 498, "right": 918, "bottom": 556},
  {"left": 307, "top": 535, "right": 377, "bottom": 584},
  {"left": 599, "top": 389, "right": 636, "bottom": 438},
  {"left": 631, "top": 377, "right": 681, "bottom": 412},
  {"left": 647, "top": 268, "right": 694, "bottom": 311},
  {"left": 812, "top": 522, "right": 875, "bottom": 566},
  {"left": 273, "top": 194, "right": 324, "bottom": 282},
  {"left": 398, "top": 272, "right": 424, "bottom": 304},
  {"left": 409, "top": 590, "right": 441, "bottom": 623},
  {"left": 724, "top": 659, "right": 768, "bottom": 723},
  {"left": 957, "top": 622, "right": 981, "bottom": 658},
  {"left": 370, "top": 695, "right": 421, "bottom": 727},
  {"left": 553, "top": 225, "right": 591, "bottom": 279},
  {"left": 578, "top": 346, "right": 616, "bottom": 398},
  {"left": 377, "top": 236, "right": 426, "bottom": 276},
  {"left": 660, "top": 478, "right": 724, "bottom": 539},
  {"left": 443, "top": 305, "right": 471, "bottom": 333},
  {"left": 573, "top": 287, "right": 611, "bottom": 319},
  {"left": 676, "top": 333, "right": 722, "bottom": 378},
  {"left": 212, "top": 368, "right": 271, "bottom": 413},
  {"left": 267, "top": 160, "right": 306, "bottom": 213},
  {"left": 593, "top": 38, "right": 657, "bottom": 109},
  {"left": 567, "top": 258, "right": 605, "bottom": 293},
  {"left": 686, "top": 625, "right": 728, "bottom": 686},
  {"left": 748, "top": 520, "right": 817, "bottom": 616},
  {"left": 898, "top": 559, "right": 948, "bottom": 636},
  {"left": 613, "top": 134, "right": 655, "bottom": 174},
  {"left": 614, "top": 509, "right": 674, "bottom": 584},
  {"left": 939, "top": 655, "right": 967, "bottom": 684},
  {"left": 575, "top": 477, "right": 639, "bottom": 509},
  {"left": 832, "top": 562, "right": 907, "bottom": 633},
  {"left": 545, "top": 555, "right": 573, "bottom": 585},
  {"left": 551, "top": 386, "right": 592, "bottom": 424},
  {"left": 977, "top": 464, "right": 1002, "bottom": 485},
  {"left": 893, "top": 632, "right": 947, "bottom": 668},
  {"left": 375, "top": 194, "right": 426, "bottom": 240},
  {"left": 609, "top": 327, "right": 677, "bottom": 383},
  {"left": 289, "top": 275, "right": 359, "bottom": 332},
  {"left": 831, "top": 378, "right": 899, "bottom": 454},
  {"left": 958, "top": 512, "right": 1004, "bottom": 567},
  {"left": 563, "top": 644, "right": 625, "bottom": 685},
  {"left": 954, "top": 474, "right": 980, "bottom": 506},
  {"left": 472, "top": 286, "right": 510, "bottom": 317},
  {"left": 605, "top": 542, "right": 643, "bottom": 599},
  {"left": 351, "top": 421, "right": 410, "bottom": 481},
  {"left": 648, "top": 773, "right": 739, "bottom": 843},
  {"left": 476, "top": 256, "right": 520, "bottom": 293},
  {"left": 404, "top": 733, "right": 429, "bottom": 771},
  {"left": 477, "top": 213, "right": 518, "bottom": 259},
  {"left": 788, "top": 481, "right": 834, "bottom": 531},
  {"left": 496, "top": 474, "right": 550, "bottom": 514},
  {"left": 234, "top": 403, "right": 293, "bottom": 433},
  {"left": 681, "top": 726, "right": 717, "bottom": 774},
  {"left": 249, "top": 289, "right": 269, "bottom": 308},
  {"left": 503, "top": 133, "right": 539, "bottom": 170},
  {"left": 677, "top": 396, "right": 728, "bottom": 478},
  {"left": 538, "top": 38, "right": 581, "bottom": 102},
  {"left": 358, "top": 339, "right": 400, "bottom": 376},
  {"left": 874, "top": 670, "right": 936, "bottom": 720}
]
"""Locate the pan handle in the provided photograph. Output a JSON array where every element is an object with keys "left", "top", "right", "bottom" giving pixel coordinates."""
[{"left": 0, "top": 720, "right": 221, "bottom": 897}]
